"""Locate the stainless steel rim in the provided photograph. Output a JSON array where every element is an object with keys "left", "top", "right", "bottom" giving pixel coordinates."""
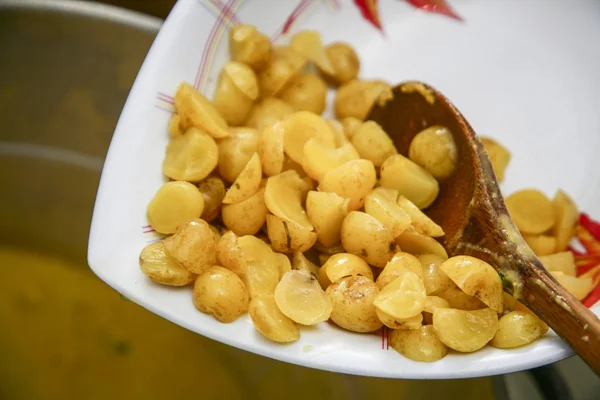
[{"left": 0, "top": 0, "right": 163, "bottom": 31}]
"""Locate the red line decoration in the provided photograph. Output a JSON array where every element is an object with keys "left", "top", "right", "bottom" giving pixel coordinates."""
[
  {"left": 157, "top": 92, "right": 173, "bottom": 101},
  {"left": 271, "top": 0, "right": 314, "bottom": 42},
  {"left": 386, "top": 327, "right": 390, "bottom": 349},
  {"left": 157, "top": 92, "right": 174, "bottom": 104},
  {"left": 353, "top": 0, "right": 383, "bottom": 32},
  {"left": 210, "top": 0, "right": 242, "bottom": 24},
  {"left": 194, "top": 0, "right": 241, "bottom": 90},
  {"left": 154, "top": 104, "right": 173, "bottom": 113}
]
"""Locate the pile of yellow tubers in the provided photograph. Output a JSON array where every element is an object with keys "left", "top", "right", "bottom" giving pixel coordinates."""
[{"left": 138, "top": 24, "right": 585, "bottom": 363}]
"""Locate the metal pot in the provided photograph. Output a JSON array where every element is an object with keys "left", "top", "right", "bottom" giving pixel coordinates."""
[{"left": 0, "top": 0, "right": 160, "bottom": 258}]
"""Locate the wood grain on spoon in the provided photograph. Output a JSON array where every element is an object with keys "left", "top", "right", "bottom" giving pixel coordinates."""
[{"left": 368, "top": 81, "right": 600, "bottom": 375}]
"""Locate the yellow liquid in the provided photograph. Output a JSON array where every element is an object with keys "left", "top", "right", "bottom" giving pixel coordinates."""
[{"left": 0, "top": 247, "right": 495, "bottom": 399}]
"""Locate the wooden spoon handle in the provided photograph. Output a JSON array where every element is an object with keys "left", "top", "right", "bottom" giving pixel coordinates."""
[{"left": 519, "top": 258, "right": 600, "bottom": 374}]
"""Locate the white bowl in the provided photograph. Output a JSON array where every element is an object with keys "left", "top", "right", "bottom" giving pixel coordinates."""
[{"left": 88, "top": 0, "right": 600, "bottom": 379}]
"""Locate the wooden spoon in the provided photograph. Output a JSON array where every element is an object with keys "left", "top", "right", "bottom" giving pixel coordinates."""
[{"left": 368, "top": 81, "right": 600, "bottom": 374}]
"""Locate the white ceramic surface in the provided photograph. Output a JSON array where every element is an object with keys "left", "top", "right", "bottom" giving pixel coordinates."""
[{"left": 89, "top": 0, "right": 600, "bottom": 379}]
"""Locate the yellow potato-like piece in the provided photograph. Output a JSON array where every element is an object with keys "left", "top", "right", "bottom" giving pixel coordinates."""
[
  {"left": 193, "top": 266, "right": 249, "bottom": 323},
  {"left": 341, "top": 117, "right": 362, "bottom": 140},
  {"left": 281, "top": 156, "right": 307, "bottom": 177},
  {"left": 216, "top": 230, "right": 245, "bottom": 276},
  {"left": 408, "top": 126, "right": 457, "bottom": 180},
  {"left": 217, "top": 232, "right": 276, "bottom": 278},
  {"left": 139, "top": 241, "right": 196, "bottom": 286},
  {"left": 209, "top": 224, "right": 222, "bottom": 242},
  {"left": 297, "top": 173, "right": 314, "bottom": 201},
  {"left": 306, "top": 191, "right": 350, "bottom": 248},
  {"left": 222, "top": 186, "right": 267, "bottom": 235},
  {"left": 318, "top": 253, "right": 332, "bottom": 267},
  {"left": 380, "top": 154, "right": 439, "bottom": 209},
  {"left": 278, "top": 74, "right": 327, "bottom": 114},
  {"left": 147, "top": 181, "right": 205, "bottom": 234},
  {"left": 502, "top": 292, "right": 545, "bottom": 320},
  {"left": 341, "top": 211, "right": 398, "bottom": 267},
  {"left": 213, "top": 62, "right": 257, "bottom": 125},
  {"left": 551, "top": 190, "right": 578, "bottom": 252},
  {"left": 389, "top": 325, "right": 448, "bottom": 362},
  {"left": 365, "top": 188, "right": 411, "bottom": 238},
  {"left": 249, "top": 294, "right": 300, "bottom": 343},
  {"left": 323, "top": 253, "right": 373, "bottom": 283},
  {"left": 244, "top": 243, "right": 283, "bottom": 283},
  {"left": 302, "top": 139, "right": 360, "bottom": 181},
  {"left": 376, "top": 309, "right": 423, "bottom": 330},
  {"left": 433, "top": 308, "right": 498, "bottom": 352},
  {"left": 396, "top": 230, "right": 448, "bottom": 259},
  {"left": 292, "top": 251, "right": 320, "bottom": 277},
  {"left": 490, "top": 311, "right": 548, "bottom": 349},
  {"left": 320, "top": 42, "right": 360, "bottom": 85},
  {"left": 259, "top": 121, "right": 285, "bottom": 177},
  {"left": 243, "top": 260, "right": 280, "bottom": 298},
  {"left": 163, "top": 128, "right": 219, "bottom": 182},
  {"left": 289, "top": 30, "right": 334, "bottom": 75},
  {"left": 283, "top": 111, "right": 336, "bottom": 165},
  {"left": 326, "top": 276, "right": 383, "bottom": 333},
  {"left": 218, "top": 127, "right": 260, "bottom": 183},
  {"left": 419, "top": 254, "right": 455, "bottom": 295},
  {"left": 502, "top": 292, "right": 518, "bottom": 312},
  {"left": 266, "top": 214, "right": 317, "bottom": 253},
  {"left": 508, "top": 299, "right": 550, "bottom": 332},
  {"left": 229, "top": 24, "right": 271, "bottom": 70},
  {"left": 480, "top": 137, "right": 511, "bottom": 182},
  {"left": 374, "top": 272, "right": 426, "bottom": 319},
  {"left": 168, "top": 113, "right": 184, "bottom": 138},
  {"left": 396, "top": 196, "right": 444, "bottom": 237},
  {"left": 198, "top": 176, "right": 225, "bottom": 222},
  {"left": 314, "top": 243, "right": 346, "bottom": 256},
  {"left": 326, "top": 119, "right": 350, "bottom": 147},
  {"left": 439, "top": 256, "right": 503, "bottom": 313},
  {"left": 437, "top": 287, "right": 486, "bottom": 311},
  {"left": 174, "top": 83, "right": 228, "bottom": 138},
  {"left": 319, "top": 159, "right": 377, "bottom": 210},
  {"left": 523, "top": 234, "right": 556, "bottom": 256},
  {"left": 265, "top": 170, "right": 313, "bottom": 230},
  {"left": 222, "top": 153, "right": 262, "bottom": 204},
  {"left": 258, "top": 46, "right": 306, "bottom": 98},
  {"left": 216, "top": 231, "right": 241, "bottom": 270},
  {"left": 539, "top": 251, "right": 576, "bottom": 276},
  {"left": 505, "top": 189, "right": 556, "bottom": 235},
  {"left": 163, "top": 219, "right": 218, "bottom": 274},
  {"left": 275, "top": 253, "right": 292, "bottom": 280},
  {"left": 351, "top": 121, "right": 397, "bottom": 167},
  {"left": 318, "top": 259, "right": 332, "bottom": 289},
  {"left": 335, "top": 79, "right": 393, "bottom": 120},
  {"left": 376, "top": 252, "right": 423, "bottom": 289},
  {"left": 512, "top": 299, "right": 543, "bottom": 319},
  {"left": 274, "top": 270, "right": 332, "bottom": 325},
  {"left": 246, "top": 97, "right": 295, "bottom": 132},
  {"left": 551, "top": 271, "right": 593, "bottom": 301},
  {"left": 223, "top": 61, "right": 259, "bottom": 100},
  {"left": 423, "top": 296, "right": 450, "bottom": 313}
]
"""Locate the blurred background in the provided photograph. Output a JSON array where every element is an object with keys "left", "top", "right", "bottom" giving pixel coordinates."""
[{"left": 0, "top": 0, "right": 598, "bottom": 399}]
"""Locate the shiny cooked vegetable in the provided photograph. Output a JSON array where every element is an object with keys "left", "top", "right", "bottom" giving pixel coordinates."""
[{"left": 138, "top": 23, "right": 588, "bottom": 363}]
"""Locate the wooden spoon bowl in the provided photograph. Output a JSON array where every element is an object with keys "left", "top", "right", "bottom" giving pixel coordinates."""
[{"left": 368, "top": 82, "right": 600, "bottom": 374}]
